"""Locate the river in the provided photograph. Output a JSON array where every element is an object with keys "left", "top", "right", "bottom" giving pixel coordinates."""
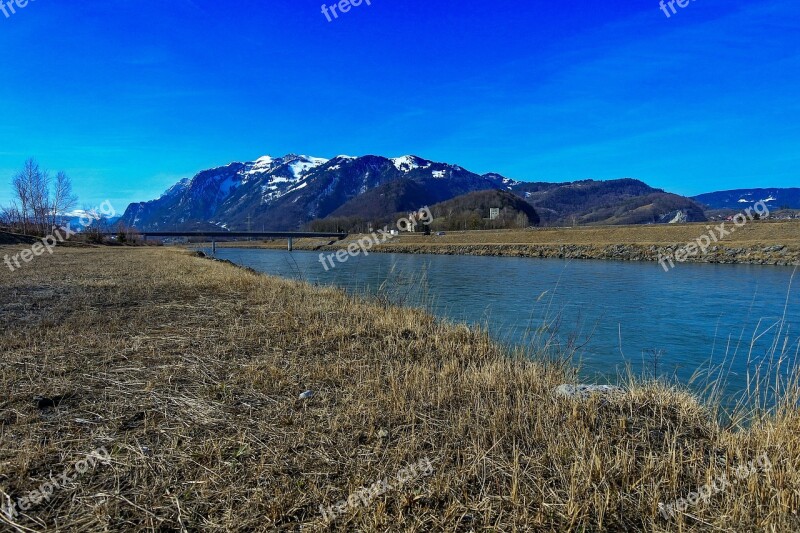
[{"left": 210, "top": 248, "right": 799, "bottom": 406}]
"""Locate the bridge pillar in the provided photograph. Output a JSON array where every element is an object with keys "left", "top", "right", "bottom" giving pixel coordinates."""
[{"left": 288, "top": 237, "right": 293, "bottom": 252}]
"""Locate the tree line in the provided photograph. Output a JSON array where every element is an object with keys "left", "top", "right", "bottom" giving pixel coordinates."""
[{"left": 1, "top": 158, "right": 78, "bottom": 236}]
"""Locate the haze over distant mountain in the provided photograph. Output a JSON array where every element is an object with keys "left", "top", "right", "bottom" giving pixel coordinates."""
[
  {"left": 692, "top": 188, "right": 800, "bottom": 210},
  {"left": 121, "top": 153, "right": 716, "bottom": 231}
]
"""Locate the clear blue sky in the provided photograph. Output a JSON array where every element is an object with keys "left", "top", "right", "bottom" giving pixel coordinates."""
[{"left": 0, "top": 0, "right": 798, "bottom": 210}]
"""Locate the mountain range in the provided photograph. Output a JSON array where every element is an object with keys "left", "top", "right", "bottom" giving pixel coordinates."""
[
  {"left": 119, "top": 154, "right": 796, "bottom": 231},
  {"left": 691, "top": 188, "right": 800, "bottom": 210},
  {"left": 121, "top": 154, "right": 519, "bottom": 231}
]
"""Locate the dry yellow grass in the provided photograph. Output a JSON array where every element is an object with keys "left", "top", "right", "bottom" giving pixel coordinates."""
[
  {"left": 1, "top": 246, "right": 799, "bottom": 531},
  {"left": 366, "top": 220, "right": 800, "bottom": 247}
]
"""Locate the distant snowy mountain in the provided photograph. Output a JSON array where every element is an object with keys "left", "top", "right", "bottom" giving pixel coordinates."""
[
  {"left": 693, "top": 188, "right": 800, "bottom": 210},
  {"left": 120, "top": 154, "right": 519, "bottom": 231},
  {"left": 120, "top": 152, "right": 713, "bottom": 231},
  {"left": 60, "top": 209, "right": 119, "bottom": 231}
]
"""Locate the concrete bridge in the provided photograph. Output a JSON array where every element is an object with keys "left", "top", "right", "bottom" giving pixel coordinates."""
[{"left": 106, "top": 231, "right": 348, "bottom": 253}]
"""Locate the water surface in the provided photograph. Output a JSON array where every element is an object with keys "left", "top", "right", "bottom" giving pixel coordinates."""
[{"left": 209, "top": 247, "right": 799, "bottom": 403}]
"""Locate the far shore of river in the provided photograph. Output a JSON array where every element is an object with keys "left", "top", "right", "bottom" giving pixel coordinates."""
[{"left": 213, "top": 220, "right": 800, "bottom": 267}]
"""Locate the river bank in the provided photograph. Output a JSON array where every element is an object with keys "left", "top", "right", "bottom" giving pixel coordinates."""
[
  {"left": 1, "top": 246, "right": 798, "bottom": 531},
  {"left": 217, "top": 220, "right": 800, "bottom": 267}
]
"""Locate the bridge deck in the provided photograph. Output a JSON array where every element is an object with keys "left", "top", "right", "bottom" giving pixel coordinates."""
[{"left": 105, "top": 231, "right": 348, "bottom": 239}]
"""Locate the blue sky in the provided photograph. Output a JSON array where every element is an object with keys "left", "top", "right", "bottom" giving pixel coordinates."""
[{"left": 0, "top": 0, "right": 798, "bottom": 210}]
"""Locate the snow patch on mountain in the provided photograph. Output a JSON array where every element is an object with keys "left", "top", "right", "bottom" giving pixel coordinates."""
[
  {"left": 245, "top": 156, "right": 276, "bottom": 176},
  {"left": 289, "top": 156, "right": 328, "bottom": 178},
  {"left": 392, "top": 155, "right": 430, "bottom": 172},
  {"left": 739, "top": 194, "right": 777, "bottom": 204},
  {"left": 285, "top": 181, "right": 309, "bottom": 195},
  {"left": 392, "top": 156, "right": 419, "bottom": 172}
]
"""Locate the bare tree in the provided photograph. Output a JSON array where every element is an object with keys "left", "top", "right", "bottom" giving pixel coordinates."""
[
  {"left": 114, "top": 221, "right": 141, "bottom": 245},
  {"left": 30, "top": 164, "right": 51, "bottom": 234},
  {"left": 11, "top": 159, "right": 35, "bottom": 234},
  {"left": 51, "top": 171, "right": 78, "bottom": 228},
  {"left": 0, "top": 203, "right": 19, "bottom": 231},
  {"left": 3, "top": 198, "right": 17, "bottom": 231},
  {"left": 11, "top": 158, "right": 53, "bottom": 235},
  {"left": 8, "top": 159, "right": 79, "bottom": 235}
]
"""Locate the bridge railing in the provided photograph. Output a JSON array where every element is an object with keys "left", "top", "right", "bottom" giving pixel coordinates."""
[{"left": 100, "top": 231, "right": 349, "bottom": 253}]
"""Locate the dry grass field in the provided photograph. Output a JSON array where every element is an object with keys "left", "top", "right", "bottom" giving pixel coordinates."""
[
  {"left": 1, "top": 246, "right": 799, "bottom": 531},
  {"left": 221, "top": 220, "right": 800, "bottom": 247},
  {"left": 366, "top": 220, "right": 800, "bottom": 247}
]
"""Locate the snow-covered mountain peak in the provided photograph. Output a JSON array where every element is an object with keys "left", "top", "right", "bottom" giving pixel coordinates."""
[
  {"left": 286, "top": 155, "right": 329, "bottom": 178},
  {"left": 391, "top": 155, "right": 430, "bottom": 172},
  {"left": 244, "top": 155, "right": 277, "bottom": 176},
  {"left": 241, "top": 154, "right": 328, "bottom": 179}
]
